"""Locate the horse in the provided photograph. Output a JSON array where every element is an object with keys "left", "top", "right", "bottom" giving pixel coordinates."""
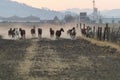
[
  {"left": 67, "top": 27, "right": 76, "bottom": 39},
  {"left": 19, "top": 28, "right": 26, "bottom": 39},
  {"left": 11, "top": 28, "right": 16, "bottom": 39},
  {"left": 50, "top": 28, "right": 54, "bottom": 38},
  {"left": 14, "top": 28, "right": 20, "bottom": 39},
  {"left": 67, "top": 29, "right": 72, "bottom": 36},
  {"left": 56, "top": 28, "right": 64, "bottom": 39},
  {"left": 81, "top": 26, "right": 87, "bottom": 36},
  {"left": 38, "top": 28, "right": 42, "bottom": 39},
  {"left": 31, "top": 27, "right": 36, "bottom": 38},
  {"left": 70, "top": 27, "right": 76, "bottom": 39},
  {"left": 8, "top": 28, "right": 13, "bottom": 38}
]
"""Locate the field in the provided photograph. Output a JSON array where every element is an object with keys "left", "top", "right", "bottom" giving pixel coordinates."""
[
  {"left": 0, "top": 22, "right": 120, "bottom": 80},
  {"left": 0, "top": 37, "right": 120, "bottom": 80}
]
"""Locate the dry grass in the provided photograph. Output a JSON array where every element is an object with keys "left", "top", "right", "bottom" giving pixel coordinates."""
[
  {"left": 0, "top": 39, "right": 30, "bottom": 80},
  {"left": 29, "top": 39, "right": 120, "bottom": 80},
  {"left": 80, "top": 36, "right": 120, "bottom": 52},
  {"left": 0, "top": 38, "right": 120, "bottom": 80}
]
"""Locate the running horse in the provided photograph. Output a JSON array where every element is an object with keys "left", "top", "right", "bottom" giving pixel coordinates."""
[
  {"left": 19, "top": 28, "right": 26, "bottom": 39},
  {"left": 38, "top": 28, "right": 42, "bottom": 39},
  {"left": 31, "top": 26, "right": 36, "bottom": 38},
  {"left": 56, "top": 28, "right": 64, "bottom": 39},
  {"left": 67, "top": 29, "right": 72, "bottom": 36},
  {"left": 14, "top": 28, "right": 20, "bottom": 39},
  {"left": 67, "top": 27, "right": 76, "bottom": 39},
  {"left": 50, "top": 28, "right": 54, "bottom": 38},
  {"left": 70, "top": 27, "right": 76, "bottom": 39},
  {"left": 81, "top": 26, "right": 87, "bottom": 36},
  {"left": 8, "top": 28, "right": 13, "bottom": 38}
]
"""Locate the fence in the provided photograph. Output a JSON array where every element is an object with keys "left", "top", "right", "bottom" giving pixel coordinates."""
[{"left": 80, "top": 23, "right": 120, "bottom": 44}]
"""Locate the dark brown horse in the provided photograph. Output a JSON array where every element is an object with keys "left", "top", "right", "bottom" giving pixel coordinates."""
[
  {"left": 38, "top": 28, "right": 42, "bottom": 39},
  {"left": 19, "top": 28, "right": 26, "bottom": 39},
  {"left": 8, "top": 28, "right": 13, "bottom": 38},
  {"left": 31, "top": 27, "right": 36, "bottom": 37},
  {"left": 56, "top": 28, "right": 64, "bottom": 39},
  {"left": 50, "top": 28, "right": 54, "bottom": 38},
  {"left": 81, "top": 26, "right": 87, "bottom": 36}
]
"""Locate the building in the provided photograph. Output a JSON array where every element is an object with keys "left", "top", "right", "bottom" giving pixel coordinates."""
[{"left": 80, "top": 12, "right": 90, "bottom": 22}]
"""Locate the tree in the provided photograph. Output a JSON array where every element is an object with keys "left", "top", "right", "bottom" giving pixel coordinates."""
[
  {"left": 64, "top": 14, "right": 75, "bottom": 22},
  {"left": 53, "top": 16, "right": 59, "bottom": 21}
]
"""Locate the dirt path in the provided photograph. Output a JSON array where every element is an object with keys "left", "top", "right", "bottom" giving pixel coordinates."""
[
  {"left": 17, "top": 39, "right": 39, "bottom": 80},
  {"left": 28, "top": 40, "right": 70, "bottom": 80},
  {"left": 17, "top": 39, "right": 68, "bottom": 80}
]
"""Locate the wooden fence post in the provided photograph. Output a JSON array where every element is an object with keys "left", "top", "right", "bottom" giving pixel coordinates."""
[{"left": 103, "top": 23, "right": 110, "bottom": 41}]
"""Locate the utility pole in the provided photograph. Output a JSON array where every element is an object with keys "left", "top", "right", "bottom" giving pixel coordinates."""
[
  {"left": 92, "top": 0, "right": 98, "bottom": 23},
  {"left": 93, "top": 0, "right": 95, "bottom": 23},
  {"left": 93, "top": 0, "right": 95, "bottom": 10}
]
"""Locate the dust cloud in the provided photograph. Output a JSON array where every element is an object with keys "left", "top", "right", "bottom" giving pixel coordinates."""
[{"left": 0, "top": 22, "right": 82, "bottom": 39}]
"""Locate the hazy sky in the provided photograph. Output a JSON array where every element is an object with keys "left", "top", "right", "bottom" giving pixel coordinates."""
[{"left": 11, "top": 0, "right": 120, "bottom": 11}]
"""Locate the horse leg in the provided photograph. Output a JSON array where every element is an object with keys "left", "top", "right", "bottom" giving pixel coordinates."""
[{"left": 24, "top": 35, "right": 25, "bottom": 39}]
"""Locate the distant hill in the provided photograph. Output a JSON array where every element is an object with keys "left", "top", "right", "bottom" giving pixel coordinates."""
[
  {"left": 0, "top": 15, "right": 40, "bottom": 22},
  {"left": 0, "top": 0, "right": 120, "bottom": 20},
  {"left": 0, "top": 0, "right": 64, "bottom": 20},
  {"left": 101, "top": 9, "right": 120, "bottom": 18}
]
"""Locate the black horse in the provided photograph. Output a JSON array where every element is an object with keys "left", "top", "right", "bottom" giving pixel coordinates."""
[
  {"left": 81, "top": 26, "right": 87, "bottom": 36},
  {"left": 31, "top": 27, "right": 36, "bottom": 37},
  {"left": 56, "top": 28, "right": 64, "bottom": 39},
  {"left": 70, "top": 27, "right": 76, "bottom": 39},
  {"left": 50, "top": 28, "right": 54, "bottom": 38},
  {"left": 19, "top": 28, "right": 26, "bottom": 39},
  {"left": 8, "top": 28, "right": 13, "bottom": 38},
  {"left": 38, "top": 28, "right": 42, "bottom": 39}
]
